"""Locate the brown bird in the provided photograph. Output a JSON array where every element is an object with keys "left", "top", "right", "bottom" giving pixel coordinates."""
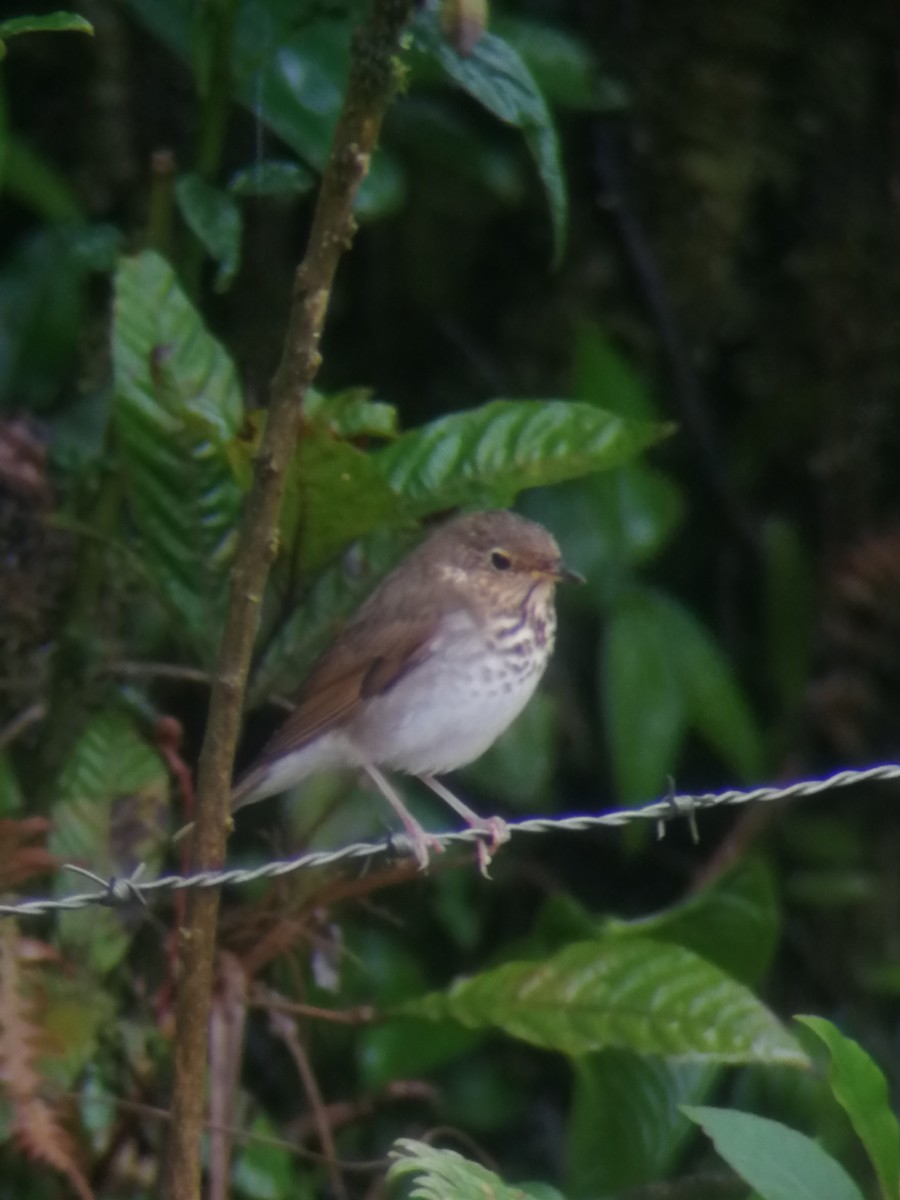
[{"left": 231, "top": 509, "right": 582, "bottom": 868}]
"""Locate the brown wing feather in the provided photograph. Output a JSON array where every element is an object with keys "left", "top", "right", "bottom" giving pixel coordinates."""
[{"left": 249, "top": 617, "right": 438, "bottom": 764}]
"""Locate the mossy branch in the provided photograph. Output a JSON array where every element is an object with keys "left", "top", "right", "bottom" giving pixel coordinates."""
[{"left": 161, "top": 3, "right": 414, "bottom": 1196}]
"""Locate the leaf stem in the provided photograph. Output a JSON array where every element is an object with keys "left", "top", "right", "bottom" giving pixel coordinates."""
[
  {"left": 182, "top": 0, "right": 239, "bottom": 289},
  {"left": 161, "top": 3, "right": 413, "bottom": 1197}
]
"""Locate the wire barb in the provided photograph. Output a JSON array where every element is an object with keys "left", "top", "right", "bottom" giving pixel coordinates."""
[{"left": 2, "top": 762, "right": 900, "bottom": 919}]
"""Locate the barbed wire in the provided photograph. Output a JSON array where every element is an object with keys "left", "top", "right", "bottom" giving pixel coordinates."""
[{"left": 2, "top": 762, "right": 900, "bottom": 919}]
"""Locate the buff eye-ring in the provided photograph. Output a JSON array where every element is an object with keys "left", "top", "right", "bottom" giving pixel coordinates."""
[{"left": 490, "top": 550, "right": 512, "bottom": 571}]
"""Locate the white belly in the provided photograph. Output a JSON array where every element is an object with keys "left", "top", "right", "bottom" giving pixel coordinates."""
[{"left": 347, "top": 606, "right": 552, "bottom": 776}]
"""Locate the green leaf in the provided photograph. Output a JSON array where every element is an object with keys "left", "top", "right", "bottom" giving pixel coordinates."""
[
  {"left": 567, "top": 1052, "right": 716, "bottom": 1198},
  {"left": 121, "top": 0, "right": 398, "bottom": 218},
  {"left": 609, "top": 857, "right": 780, "bottom": 987},
  {"left": 175, "top": 172, "right": 242, "bottom": 291},
  {"left": 0, "top": 230, "right": 88, "bottom": 410},
  {"left": 0, "top": 12, "right": 93, "bottom": 40},
  {"left": 660, "top": 590, "right": 765, "bottom": 780},
  {"left": 411, "top": 11, "right": 567, "bottom": 264},
  {"left": 683, "top": 1106, "right": 866, "bottom": 1200},
  {"left": 524, "top": 472, "right": 683, "bottom": 605},
  {"left": 529, "top": 858, "right": 779, "bottom": 990},
  {"left": 361, "top": 1019, "right": 482, "bottom": 1092},
  {"left": 49, "top": 709, "right": 168, "bottom": 974},
  {"left": 1, "top": 134, "right": 83, "bottom": 221},
  {"left": 398, "top": 938, "right": 807, "bottom": 1065},
  {"left": 603, "top": 590, "right": 687, "bottom": 804},
  {"left": 112, "top": 250, "right": 243, "bottom": 658},
  {"left": 303, "top": 387, "right": 398, "bottom": 440},
  {"left": 237, "top": 14, "right": 350, "bottom": 170},
  {"left": 492, "top": 17, "right": 626, "bottom": 112},
  {"left": 228, "top": 159, "right": 317, "bottom": 197},
  {"left": 280, "top": 431, "right": 403, "bottom": 574},
  {"left": 389, "top": 95, "right": 527, "bottom": 206},
  {"left": 225, "top": 410, "right": 401, "bottom": 577},
  {"left": 603, "top": 587, "right": 764, "bottom": 804},
  {"left": 233, "top": 1116, "right": 304, "bottom": 1200},
  {"left": 388, "top": 1139, "right": 564, "bottom": 1200},
  {"left": 376, "top": 400, "right": 667, "bottom": 518},
  {"left": 796, "top": 1016, "right": 900, "bottom": 1200},
  {"left": 574, "top": 323, "right": 658, "bottom": 420}
]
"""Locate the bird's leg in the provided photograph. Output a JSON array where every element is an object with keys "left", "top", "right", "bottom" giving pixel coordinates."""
[
  {"left": 362, "top": 763, "right": 443, "bottom": 871},
  {"left": 418, "top": 774, "right": 509, "bottom": 877}
]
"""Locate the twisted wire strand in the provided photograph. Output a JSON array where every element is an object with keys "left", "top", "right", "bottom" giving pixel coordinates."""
[{"left": 3, "top": 762, "right": 900, "bottom": 919}]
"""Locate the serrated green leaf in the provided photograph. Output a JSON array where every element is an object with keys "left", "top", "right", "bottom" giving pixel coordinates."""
[
  {"left": 228, "top": 159, "right": 317, "bottom": 197},
  {"left": 530, "top": 859, "right": 779, "bottom": 990},
  {"left": 377, "top": 400, "right": 666, "bottom": 518},
  {"left": 49, "top": 708, "right": 168, "bottom": 973},
  {"left": 388, "top": 1139, "right": 564, "bottom": 1200},
  {"left": 609, "top": 857, "right": 780, "bottom": 987},
  {"left": 112, "top": 250, "right": 243, "bottom": 657},
  {"left": 683, "top": 1106, "right": 866, "bottom": 1200},
  {"left": 304, "top": 388, "right": 398, "bottom": 440},
  {"left": 0, "top": 12, "right": 93, "bottom": 40},
  {"left": 567, "top": 1052, "right": 715, "bottom": 1198},
  {"left": 796, "top": 1016, "right": 900, "bottom": 1200},
  {"left": 411, "top": 11, "right": 567, "bottom": 264},
  {"left": 282, "top": 432, "right": 403, "bottom": 574},
  {"left": 175, "top": 173, "right": 243, "bottom": 291},
  {"left": 225, "top": 409, "right": 402, "bottom": 577},
  {"left": 398, "top": 938, "right": 806, "bottom": 1065}
]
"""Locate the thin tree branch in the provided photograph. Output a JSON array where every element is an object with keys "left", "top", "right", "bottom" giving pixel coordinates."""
[
  {"left": 0, "top": 703, "right": 46, "bottom": 752},
  {"left": 270, "top": 1007, "right": 347, "bottom": 1200},
  {"left": 161, "top": 2, "right": 414, "bottom": 1196}
]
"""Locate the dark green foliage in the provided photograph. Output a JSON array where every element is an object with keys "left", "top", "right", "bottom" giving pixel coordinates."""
[{"left": 3, "top": 0, "right": 900, "bottom": 1197}]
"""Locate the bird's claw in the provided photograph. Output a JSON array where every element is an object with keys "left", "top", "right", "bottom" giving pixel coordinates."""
[{"left": 472, "top": 815, "right": 509, "bottom": 879}]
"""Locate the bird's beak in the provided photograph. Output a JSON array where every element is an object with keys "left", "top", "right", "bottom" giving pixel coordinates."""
[{"left": 552, "top": 560, "right": 585, "bottom": 585}]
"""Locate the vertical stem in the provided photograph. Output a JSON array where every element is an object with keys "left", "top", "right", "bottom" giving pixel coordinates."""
[
  {"left": 160, "top": 3, "right": 413, "bottom": 1197},
  {"left": 182, "top": 0, "right": 239, "bottom": 289},
  {"left": 146, "top": 149, "right": 176, "bottom": 256},
  {"left": 193, "top": 0, "right": 238, "bottom": 181}
]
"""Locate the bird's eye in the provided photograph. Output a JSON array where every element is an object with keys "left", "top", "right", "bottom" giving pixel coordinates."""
[{"left": 491, "top": 550, "right": 512, "bottom": 571}]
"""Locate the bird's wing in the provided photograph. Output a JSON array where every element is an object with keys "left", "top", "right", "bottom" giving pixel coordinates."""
[{"left": 242, "top": 616, "right": 438, "bottom": 765}]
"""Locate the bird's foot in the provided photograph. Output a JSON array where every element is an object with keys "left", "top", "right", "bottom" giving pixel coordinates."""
[
  {"left": 466, "top": 814, "right": 510, "bottom": 878},
  {"left": 417, "top": 774, "right": 509, "bottom": 878},
  {"left": 403, "top": 819, "right": 445, "bottom": 872}
]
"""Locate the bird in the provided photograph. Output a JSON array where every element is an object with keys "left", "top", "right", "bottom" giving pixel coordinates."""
[{"left": 230, "top": 509, "right": 582, "bottom": 869}]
